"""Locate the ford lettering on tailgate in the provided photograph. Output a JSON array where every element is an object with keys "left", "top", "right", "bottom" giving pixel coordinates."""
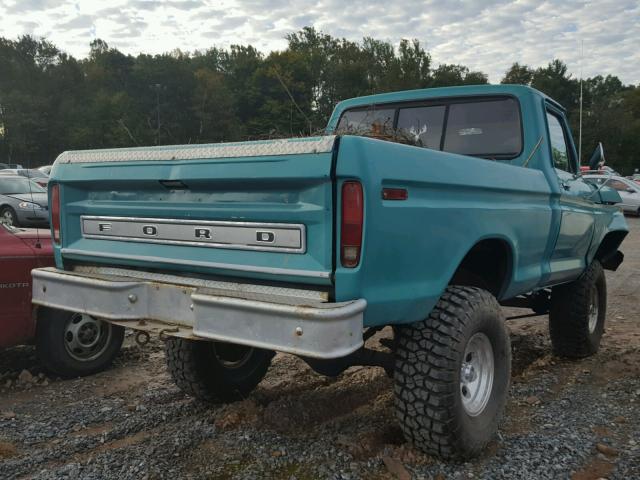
[{"left": 81, "top": 216, "right": 305, "bottom": 253}]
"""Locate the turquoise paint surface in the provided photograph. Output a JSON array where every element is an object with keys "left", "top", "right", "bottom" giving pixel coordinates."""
[
  {"left": 50, "top": 152, "right": 335, "bottom": 286},
  {"left": 326, "top": 85, "right": 627, "bottom": 326},
  {"left": 50, "top": 85, "right": 628, "bottom": 327}
]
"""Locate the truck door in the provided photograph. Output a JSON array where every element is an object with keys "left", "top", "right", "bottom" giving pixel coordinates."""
[{"left": 545, "top": 107, "right": 596, "bottom": 284}]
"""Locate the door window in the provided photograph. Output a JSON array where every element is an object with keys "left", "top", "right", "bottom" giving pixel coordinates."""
[{"left": 546, "top": 111, "right": 574, "bottom": 173}]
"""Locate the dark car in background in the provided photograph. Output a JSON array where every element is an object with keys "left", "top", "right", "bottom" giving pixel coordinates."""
[
  {"left": 0, "top": 175, "right": 49, "bottom": 227},
  {"left": 0, "top": 163, "right": 24, "bottom": 169}
]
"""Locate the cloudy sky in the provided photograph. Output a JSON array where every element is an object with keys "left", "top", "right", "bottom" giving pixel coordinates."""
[{"left": 1, "top": 0, "right": 638, "bottom": 84}]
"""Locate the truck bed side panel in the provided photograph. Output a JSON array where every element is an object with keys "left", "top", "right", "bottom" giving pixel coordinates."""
[{"left": 334, "top": 136, "right": 554, "bottom": 327}]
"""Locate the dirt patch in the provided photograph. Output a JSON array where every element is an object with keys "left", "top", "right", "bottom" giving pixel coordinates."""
[
  {"left": 261, "top": 369, "right": 392, "bottom": 433},
  {"left": 572, "top": 455, "right": 615, "bottom": 480},
  {"left": 70, "top": 422, "right": 113, "bottom": 437},
  {"left": 214, "top": 399, "right": 262, "bottom": 430},
  {"left": 0, "top": 441, "right": 18, "bottom": 459}
]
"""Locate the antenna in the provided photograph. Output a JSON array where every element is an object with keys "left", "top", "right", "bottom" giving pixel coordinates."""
[
  {"left": 578, "top": 40, "right": 584, "bottom": 166},
  {"left": 25, "top": 161, "right": 42, "bottom": 249},
  {"left": 272, "top": 68, "right": 313, "bottom": 136}
]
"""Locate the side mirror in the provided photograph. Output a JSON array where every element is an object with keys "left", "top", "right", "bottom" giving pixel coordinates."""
[
  {"left": 588, "top": 142, "right": 605, "bottom": 170},
  {"left": 597, "top": 185, "right": 622, "bottom": 205}
]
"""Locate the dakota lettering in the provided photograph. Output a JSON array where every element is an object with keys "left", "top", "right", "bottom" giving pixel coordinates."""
[{"left": 0, "top": 283, "right": 29, "bottom": 289}]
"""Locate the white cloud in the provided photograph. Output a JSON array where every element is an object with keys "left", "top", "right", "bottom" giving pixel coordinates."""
[{"left": 0, "top": 0, "right": 638, "bottom": 84}]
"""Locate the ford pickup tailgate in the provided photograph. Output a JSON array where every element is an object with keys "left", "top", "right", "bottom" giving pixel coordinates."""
[{"left": 49, "top": 137, "right": 336, "bottom": 286}]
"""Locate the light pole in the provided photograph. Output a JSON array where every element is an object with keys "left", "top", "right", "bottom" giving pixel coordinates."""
[{"left": 151, "top": 83, "right": 162, "bottom": 145}]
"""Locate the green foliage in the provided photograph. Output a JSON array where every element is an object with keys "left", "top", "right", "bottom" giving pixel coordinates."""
[
  {"left": 501, "top": 60, "right": 638, "bottom": 173},
  {"left": 431, "top": 64, "right": 488, "bottom": 87},
  {"left": 0, "top": 30, "right": 637, "bottom": 176}
]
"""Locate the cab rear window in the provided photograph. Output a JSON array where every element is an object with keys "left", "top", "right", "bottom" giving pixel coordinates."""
[{"left": 336, "top": 97, "right": 522, "bottom": 159}]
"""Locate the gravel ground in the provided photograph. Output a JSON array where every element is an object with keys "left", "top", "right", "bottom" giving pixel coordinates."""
[{"left": 0, "top": 217, "right": 638, "bottom": 480}]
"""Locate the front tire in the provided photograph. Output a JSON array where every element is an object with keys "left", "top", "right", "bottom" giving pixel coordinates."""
[
  {"left": 394, "top": 286, "right": 511, "bottom": 459},
  {"left": 165, "top": 337, "right": 274, "bottom": 402},
  {"left": 549, "top": 260, "right": 607, "bottom": 358},
  {"left": 36, "top": 308, "right": 125, "bottom": 377},
  {"left": 1, "top": 206, "right": 18, "bottom": 227}
]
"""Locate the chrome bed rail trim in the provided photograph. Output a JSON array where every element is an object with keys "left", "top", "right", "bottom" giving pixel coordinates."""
[{"left": 55, "top": 135, "right": 336, "bottom": 164}]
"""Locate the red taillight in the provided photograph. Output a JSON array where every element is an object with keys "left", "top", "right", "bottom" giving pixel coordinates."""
[
  {"left": 50, "top": 184, "right": 61, "bottom": 244},
  {"left": 341, "top": 181, "right": 363, "bottom": 268}
]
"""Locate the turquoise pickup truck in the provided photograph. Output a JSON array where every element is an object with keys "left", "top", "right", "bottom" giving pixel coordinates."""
[{"left": 32, "top": 85, "right": 628, "bottom": 459}]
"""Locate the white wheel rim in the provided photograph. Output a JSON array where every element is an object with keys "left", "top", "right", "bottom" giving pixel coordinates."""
[
  {"left": 2, "top": 210, "right": 14, "bottom": 226},
  {"left": 588, "top": 287, "right": 599, "bottom": 334},
  {"left": 460, "top": 332, "right": 495, "bottom": 417}
]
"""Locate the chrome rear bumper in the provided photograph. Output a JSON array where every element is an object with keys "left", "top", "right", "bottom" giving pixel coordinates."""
[{"left": 31, "top": 267, "right": 365, "bottom": 359}]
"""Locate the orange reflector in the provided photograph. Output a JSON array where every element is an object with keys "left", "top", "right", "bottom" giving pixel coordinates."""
[{"left": 382, "top": 188, "right": 408, "bottom": 200}]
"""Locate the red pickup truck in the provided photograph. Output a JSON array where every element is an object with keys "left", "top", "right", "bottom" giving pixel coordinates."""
[{"left": 1, "top": 223, "right": 123, "bottom": 376}]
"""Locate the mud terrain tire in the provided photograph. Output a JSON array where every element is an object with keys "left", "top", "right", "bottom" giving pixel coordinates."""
[
  {"left": 549, "top": 260, "right": 607, "bottom": 358},
  {"left": 165, "top": 338, "right": 274, "bottom": 402},
  {"left": 394, "top": 286, "right": 511, "bottom": 459}
]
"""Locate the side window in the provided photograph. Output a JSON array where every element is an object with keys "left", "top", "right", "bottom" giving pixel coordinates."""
[
  {"left": 397, "top": 106, "right": 446, "bottom": 149},
  {"left": 546, "top": 111, "right": 573, "bottom": 172}
]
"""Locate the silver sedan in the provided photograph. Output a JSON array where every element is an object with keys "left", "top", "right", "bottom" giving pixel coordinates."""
[
  {"left": 0, "top": 175, "right": 49, "bottom": 227},
  {"left": 584, "top": 174, "right": 640, "bottom": 216}
]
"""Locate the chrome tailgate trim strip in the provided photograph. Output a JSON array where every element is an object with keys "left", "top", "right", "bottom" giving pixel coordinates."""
[{"left": 81, "top": 215, "right": 306, "bottom": 254}]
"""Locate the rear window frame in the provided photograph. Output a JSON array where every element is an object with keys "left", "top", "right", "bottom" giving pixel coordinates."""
[{"left": 335, "top": 94, "right": 525, "bottom": 160}]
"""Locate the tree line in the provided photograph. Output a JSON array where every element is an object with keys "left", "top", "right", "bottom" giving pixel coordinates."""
[{"left": 0, "top": 27, "right": 638, "bottom": 173}]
